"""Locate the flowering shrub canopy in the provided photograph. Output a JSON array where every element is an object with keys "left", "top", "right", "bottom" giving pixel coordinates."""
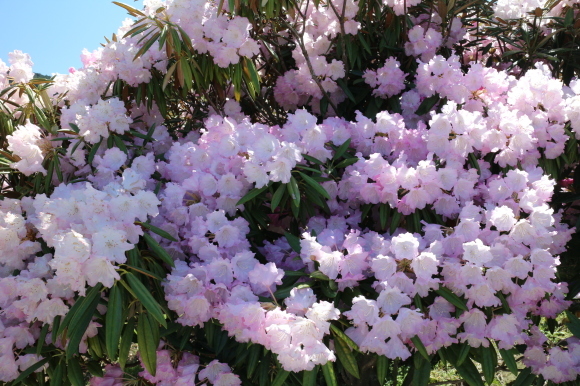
[{"left": 1, "top": 0, "right": 580, "bottom": 385}]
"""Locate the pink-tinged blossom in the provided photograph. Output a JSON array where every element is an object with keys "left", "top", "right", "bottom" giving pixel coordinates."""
[
  {"left": 345, "top": 296, "right": 380, "bottom": 326},
  {"left": 489, "top": 205, "right": 517, "bottom": 231},
  {"left": 504, "top": 256, "right": 533, "bottom": 279},
  {"left": 306, "top": 301, "right": 340, "bottom": 328},
  {"left": 6, "top": 121, "right": 48, "bottom": 176},
  {"left": 92, "top": 228, "right": 132, "bottom": 264},
  {"left": 248, "top": 263, "right": 284, "bottom": 294},
  {"left": 364, "top": 58, "right": 406, "bottom": 98},
  {"left": 488, "top": 314, "right": 525, "bottom": 349},
  {"left": 390, "top": 233, "right": 419, "bottom": 260},
  {"left": 83, "top": 256, "right": 120, "bottom": 288},
  {"left": 285, "top": 287, "right": 317, "bottom": 316},
  {"left": 411, "top": 252, "right": 438, "bottom": 279},
  {"left": 462, "top": 239, "right": 493, "bottom": 266},
  {"left": 371, "top": 254, "right": 397, "bottom": 281},
  {"left": 376, "top": 286, "right": 411, "bottom": 314}
]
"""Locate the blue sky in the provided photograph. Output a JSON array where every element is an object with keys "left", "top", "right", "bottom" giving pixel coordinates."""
[{"left": 0, "top": 0, "right": 144, "bottom": 75}]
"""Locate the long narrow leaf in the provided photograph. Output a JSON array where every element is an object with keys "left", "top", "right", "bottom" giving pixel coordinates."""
[
  {"left": 321, "top": 361, "right": 337, "bottom": 386},
  {"left": 118, "top": 317, "right": 136, "bottom": 370},
  {"left": 333, "top": 335, "right": 360, "bottom": 379},
  {"left": 298, "top": 172, "right": 330, "bottom": 200},
  {"left": 499, "top": 348, "right": 518, "bottom": 375},
  {"left": 67, "top": 357, "right": 84, "bottom": 386},
  {"left": 65, "top": 284, "right": 103, "bottom": 359},
  {"left": 236, "top": 183, "right": 269, "bottom": 206},
  {"left": 10, "top": 357, "right": 50, "bottom": 384},
  {"left": 137, "top": 312, "right": 159, "bottom": 376},
  {"left": 105, "top": 283, "right": 123, "bottom": 360},
  {"left": 411, "top": 335, "right": 430, "bottom": 361},
  {"left": 272, "top": 369, "right": 290, "bottom": 386},
  {"left": 125, "top": 273, "right": 167, "bottom": 328},
  {"left": 143, "top": 233, "right": 175, "bottom": 268},
  {"left": 435, "top": 286, "right": 468, "bottom": 311},
  {"left": 113, "top": 2, "right": 146, "bottom": 17}
]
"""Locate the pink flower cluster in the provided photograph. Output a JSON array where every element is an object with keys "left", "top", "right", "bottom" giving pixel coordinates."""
[
  {"left": 405, "top": 25, "right": 443, "bottom": 62},
  {"left": 363, "top": 58, "right": 407, "bottom": 98},
  {"left": 60, "top": 97, "right": 132, "bottom": 144},
  {"left": 139, "top": 350, "right": 241, "bottom": 386},
  {"left": 3, "top": 0, "right": 580, "bottom": 382},
  {"left": 6, "top": 121, "right": 49, "bottom": 176}
]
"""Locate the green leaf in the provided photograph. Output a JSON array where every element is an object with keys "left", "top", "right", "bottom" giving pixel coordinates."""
[
  {"left": 411, "top": 335, "right": 430, "bottom": 361},
  {"left": 566, "top": 310, "right": 580, "bottom": 338},
  {"left": 284, "top": 232, "right": 301, "bottom": 253},
  {"left": 287, "top": 176, "right": 301, "bottom": 208},
  {"left": 137, "top": 312, "right": 159, "bottom": 376},
  {"left": 390, "top": 209, "right": 402, "bottom": 234},
  {"left": 113, "top": 135, "right": 128, "bottom": 154},
  {"left": 513, "top": 368, "right": 536, "bottom": 386},
  {"left": 333, "top": 157, "right": 359, "bottom": 170},
  {"left": 415, "top": 94, "right": 440, "bottom": 115},
  {"left": 272, "top": 369, "right": 290, "bottom": 386},
  {"left": 565, "top": 8, "right": 574, "bottom": 27},
  {"left": 105, "top": 283, "right": 123, "bottom": 360},
  {"left": 357, "top": 34, "right": 372, "bottom": 54},
  {"left": 50, "top": 137, "right": 76, "bottom": 141},
  {"left": 237, "top": 184, "right": 270, "bottom": 206},
  {"left": 180, "top": 58, "right": 193, "bottom": 91},
  {"left": 496, "top": 292, "right": 511, "bottom": 313},
  {"left": 412, "top": 352, "right": 431, "bottom": 386},
  {"left": 333, "top": 335, "right": 360, "bottom": 379},
  {"left": 377, "top": 356, "right": 388, "bottom": 384},
  {"left": 330, "top": 324, "right": 359, "bottom": 351},
  {"left": 137, "top": 221, "right": 177, "bottom": 242},
  {"left": 53, "top": 156, "right": 63, "bottom": 183},
  {"left": 119, "top": 318, "right": 136, "bottom": 370},
  {"left": 86, "top": 360, "right": 104, "bottom": 377},
  {"left": 65, "top": 284, "right": 103, "bottom": 360},
  {"left": 336, "top": 79, "right": 356, "bottom": 103},
  {"left": 44, "top": 159, "right": 54, "bottom": 193},
  {"left": 88, "top": 138, "right": 102, "bottom": 164},
  {"left": 455, "top": 358, "right": 485, "bottom": 386},
  {"left": 322, "top": 361, "right": 337, "bottom": 386},
  {"left": 125, "top": 263, "right": 163, "bottom": 280},
  {"left": 303, "top": 366, "right": 319, "bottom": 386},
  {"left": 50, "top": 358, "right": 65, "bottom": 386},
  {"left": 204, "top": 320, "right": 215, "bottom": 346},
  {"left": 11, "top": 357, "right": 50, "bottom": 384},
  {"left": 284, "top": 271, "right": 308, "bottom": 278},
  {"left": 69, "top": 123, "right": 80, "bottom": 133},
  {"left": 67, "top": 357, "right": 84, "bottom": 386},
  {"left": 143, "top": 233, "right": 175, "bottom": 268},
  {"left": 298, "top": 172, "right": 331, "bottom": 200},
  {"left": 479, "top": 345, "right": 497, "bottom": 385},
  {"left": 51, "top": 315, "right": 61, "bottom": 346},
  {"left": 499, "top": 348, "right": 518, "bottom": 376},
  {"left": 457, "top": 341, "right": 471, "bottom": 366},
  {"left": 134, "top": 31, "right": 161, "bottom": 60},
  {"left": 162, "top": 61, "right": 178, "bottom": 91},
  {"left": 380, "top": 203, "right": 389, "bottom": 231},
  {"left": 113, "top": 1, "right": 147, "bottom": 16},
  {"left": 435, "top": 286, "right": 468, "bottom": 311},
  {"left": 125, "top": 273, "right": 167, "bottom": 328},
  {"left": 271, "top": 183, "right": 286, "bottom": 212},
  {"left": 303, "top": 154, "right": 324, "bottom": 165},
  {"left": 246, "top": 344, "right": 262, "bottom": 379},
  {"left": 36, "top": 323, "right": 49, "bottom": 356},
  {"left": 244, "top": 57, "right": 261, "bottom": 98},
  {"left": 310, "top": 270, "right": 330, "bottom": 281}
]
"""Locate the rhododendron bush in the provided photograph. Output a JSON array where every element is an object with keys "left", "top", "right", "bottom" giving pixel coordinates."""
[{"left": 2, "top": 0, "right": 580, "bottom": 384}]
